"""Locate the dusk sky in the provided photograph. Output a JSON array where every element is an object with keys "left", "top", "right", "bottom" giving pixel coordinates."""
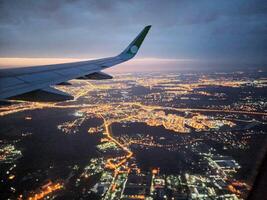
[{"left": 0, "top": 0, "right": 267, "bottom": 72}]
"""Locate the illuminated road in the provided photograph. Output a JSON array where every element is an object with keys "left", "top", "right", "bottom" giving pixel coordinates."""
[
  {"left": 122, "top": 102, "right": 267, "bottom": 116},
  {"left": 27, "top": 182, "right": 63, "bottom": 200},
  {"left": 1, "top": 101, "right": 267, "bottom": 117},
  {"left": 98, "top": 114, "right": 133, "bottom": 170},
  {"left": 98, "top": 114, "right": 133, "bottom": 200}
]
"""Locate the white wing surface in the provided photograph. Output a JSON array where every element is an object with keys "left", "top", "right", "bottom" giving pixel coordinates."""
[{"left": 0, "top": 26, "right": 151, "bottom": 101}]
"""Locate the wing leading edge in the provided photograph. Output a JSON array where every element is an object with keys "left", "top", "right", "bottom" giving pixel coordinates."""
[{"left": 0, "top": 25, "right": 151, "bottom": 101}]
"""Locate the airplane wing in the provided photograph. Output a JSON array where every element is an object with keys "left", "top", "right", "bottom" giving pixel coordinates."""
[{"left": 0, "top": 25, "right": 151, "bottom": 102}]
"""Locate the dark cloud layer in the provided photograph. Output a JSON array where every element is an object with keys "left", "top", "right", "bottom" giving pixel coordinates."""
[{"left": 0, "top": 0, "right": 267, "bottom": 70}]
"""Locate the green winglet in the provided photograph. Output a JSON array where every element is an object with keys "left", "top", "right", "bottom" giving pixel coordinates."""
[{"left": 120, "top": 25, "right": 151, "bottom": 58}]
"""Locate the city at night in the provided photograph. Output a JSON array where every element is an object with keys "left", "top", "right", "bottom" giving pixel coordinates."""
[{"left": 1, "top": 1, "right": 267, "bottom": 200}]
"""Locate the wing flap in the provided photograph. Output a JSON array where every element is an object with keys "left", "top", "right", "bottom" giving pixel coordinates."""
[{"left": 10, "top": 87, "right": 74, "bottom": 102}]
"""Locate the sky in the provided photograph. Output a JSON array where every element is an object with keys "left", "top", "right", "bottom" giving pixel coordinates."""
[{"left": 0, "top": 0, "right": 267, "bottom": 72}]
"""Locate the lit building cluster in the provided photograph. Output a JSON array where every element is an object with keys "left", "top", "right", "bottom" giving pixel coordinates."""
[
  {"left": 0, "top": 144, "right": 22, "bottom": 164},
  {"left": 0, "top": 71, "right": 266, "bottom": 199},
  {"left": 26, "top": 180, "right": 63, "bottom": 200}
]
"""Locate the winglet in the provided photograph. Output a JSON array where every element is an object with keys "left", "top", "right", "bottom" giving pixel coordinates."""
[{"left": 119, "top": 25, "right": 151, "bottom": 59}]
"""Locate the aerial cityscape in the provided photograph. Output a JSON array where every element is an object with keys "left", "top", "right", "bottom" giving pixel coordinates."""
[
  {"left": 1, "top": 0, "right": 267, "bottom": 199},
  {"left": 1, "top": 70, "right": 266, "bottom": 200}
]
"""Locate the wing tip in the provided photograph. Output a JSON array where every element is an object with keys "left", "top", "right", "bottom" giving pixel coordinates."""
[{"left": 119, "top": 25, "right": 151, "bottom": 59}]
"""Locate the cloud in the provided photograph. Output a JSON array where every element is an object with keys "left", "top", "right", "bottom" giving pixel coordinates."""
[{"left": 0, "top": 0, "right": 266, "bottom": 70}]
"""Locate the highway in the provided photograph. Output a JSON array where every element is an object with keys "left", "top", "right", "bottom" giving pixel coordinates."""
[{"left": 98, "top": 114, "right": 133, "bottom": 170}]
